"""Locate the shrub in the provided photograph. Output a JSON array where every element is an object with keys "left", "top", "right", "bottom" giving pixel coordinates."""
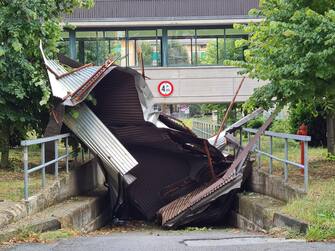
[
  {"left": 269, "top": 119, "right": 291, "bottom": 133},
  {"left": 246, "top": 117, "right": 265, "bottom": 129}
]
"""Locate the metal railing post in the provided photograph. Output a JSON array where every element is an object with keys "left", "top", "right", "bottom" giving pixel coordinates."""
[
  {"left": 304, "top": 141, "right": 309, "bottom": 192},
  {"left": 54, "top": 140, "right": 59, "bottom": 178},
  {"left": 41, "top": 143, "right": 45, "bottom": 188},
  {"left": 81, "top": 147, "right": 84, "bottom": 163},
  {"left": 242, "top": 127, "right": 310, "bottom": 190},
  {"left": 23, "top": 146, "right": 29, "bottom": 200},
  {"left": 269, "top": 136, "right": 273, "bottom": 175},
  {"left": 239, "top": 128, "right": 242, "bottom": 146},
  {"left": 284, "top": 138, "right": 288, "bottom": 182},
  {"left": 257, "top": 137, "right": 261, "bottom": 168},
  {"left": 66, "top": 137, "right": 69, "bottom": 173}
]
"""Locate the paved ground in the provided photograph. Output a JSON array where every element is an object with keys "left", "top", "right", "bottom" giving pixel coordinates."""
[{"left": 4, "top": 229, "right": 335, "bottom": 251}]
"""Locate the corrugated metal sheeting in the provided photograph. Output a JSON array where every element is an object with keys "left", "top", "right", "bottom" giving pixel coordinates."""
[
  {"left": 65, "top": 0, "right": 259, "bottom": 21},
  {"left": 63, "top": 104, "right": 138, "bottom": 175},
  {"left": 41, "top": 44, "right": 139, "bottom": 176},
  {"left": 41, "top": 42, "right": 275, "bottom": 229}
]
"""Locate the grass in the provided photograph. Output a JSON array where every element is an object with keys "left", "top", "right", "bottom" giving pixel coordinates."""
[
  {"left": 282, "top": 178, "right": 335, "bottom": 241},
  {"left": 247, "top": 134, "right": 335, "bottom": 241},
  {"left": 0, "top": 143, "right": 73, "bottom": 202},
  {"left": 181, "top": 118, "right": 194, "bottom": 130}
]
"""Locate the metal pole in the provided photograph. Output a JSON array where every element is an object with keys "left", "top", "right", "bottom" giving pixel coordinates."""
[
  {"left": 269, "top": 136, "right": 273, "bottom": 175},
  {"left": 213, "top": 77, "right": 246, "bottom": 146},
  {"left": 284, "top": 138, "right": 288, "bottom": 182},
  {"left": 41, "top": 143, "right": 45, "bottom": 188},
  {"left": 66, "top": 137, "right": 69, "bottom": 173},
  {"left": 304, "top": 141, "right": 309, "bottom": 192},
  {"left": 23, "top": 146, "right": 29, "bottom": 200},
  {"left": 54, "top": 140, "right": 59, "bottom": 178}
]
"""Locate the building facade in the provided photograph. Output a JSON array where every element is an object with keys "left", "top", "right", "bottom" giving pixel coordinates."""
[{"left": 62, "top": 0, "right": 262, "bottom": 105}]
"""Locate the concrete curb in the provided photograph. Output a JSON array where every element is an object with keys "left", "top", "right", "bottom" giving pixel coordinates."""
[
  {"left": 0, "top": 202, "right": 27, "bottom": 231},
  {"left": 229, "top": 211, "right": 267, "bottom": 233},
  {"left": 232, "top": 192, "right": 309, "bottom": 235},
  {"left": 273, "top": 213, "right": 308, "bottom": 234},
  {"left": 247, "top": 166, "right": 306, "bottom": 202}
]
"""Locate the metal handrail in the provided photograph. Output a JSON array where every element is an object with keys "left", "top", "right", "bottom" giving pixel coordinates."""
[
  {"left": 242, "top": 128, "right": 311, "bottom": 192},
  {"left": 21, "top": 133, "right": 70, "bottom": 200},
  {"left": 192, "top": 120, "right": 220, "bottom": 139},
  {"left": 242, "top": 128, "right": 311, "bottom": 142}
]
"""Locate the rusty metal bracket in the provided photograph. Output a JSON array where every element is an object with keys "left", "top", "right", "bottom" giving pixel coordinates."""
[{"left": 71, "top": 58, "right": 115, "bottom": 102}]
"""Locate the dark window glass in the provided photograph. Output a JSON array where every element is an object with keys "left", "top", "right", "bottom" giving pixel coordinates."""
[
  {"left": 76, "top": 31, "right": 126, "bottom": 66},
  {"left": 128, "top": 29, "right": 161, "bottom": 67},
  {"left": 168, "top": 29, "right": 195, "bottom": 66}
]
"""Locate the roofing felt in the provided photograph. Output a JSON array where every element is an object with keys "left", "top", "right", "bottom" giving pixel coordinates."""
[{"left": 64, "top": 0, "right": 260, "bottom": 21}]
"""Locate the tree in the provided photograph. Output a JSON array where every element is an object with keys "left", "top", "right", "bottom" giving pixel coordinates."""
[
  {"left": 231, "top": 0, "right": 335, "bottom": 154},
  {"left": 0, "top": 0, "right": 93, "bottom": 168}
]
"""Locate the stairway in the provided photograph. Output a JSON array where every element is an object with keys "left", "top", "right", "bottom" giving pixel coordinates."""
[{"left": 0, "top": 189, "right": 110, "bottom": 242}]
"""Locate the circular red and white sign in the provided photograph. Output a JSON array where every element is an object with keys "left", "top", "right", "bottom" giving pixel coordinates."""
[{"left": 158, "top": 81, "right": 174, "bottom": 97}]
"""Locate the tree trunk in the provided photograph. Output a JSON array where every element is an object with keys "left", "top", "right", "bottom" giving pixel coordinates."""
[
  {"left": 0, "top": 124, "right": 10, "bottom": 169},
  {"left": 326, "top": 112, "right": 335, "bottom": 155}
]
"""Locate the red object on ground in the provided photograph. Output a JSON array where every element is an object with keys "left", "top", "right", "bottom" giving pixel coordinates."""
[{"left": 297, "top": 124, "right": 308, "bottom": 174}]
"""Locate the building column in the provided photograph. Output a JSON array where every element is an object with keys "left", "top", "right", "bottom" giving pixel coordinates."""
[
  {"left": 69, "top": 30, "right": 76, "bottom": 60},
  {"left": 162, "top": 28, "right": 168, "bottom": 67}
]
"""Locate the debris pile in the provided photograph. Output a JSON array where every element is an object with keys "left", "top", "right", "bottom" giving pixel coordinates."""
[{"left": 41, "top": 47, "right": 273, "bottom": 229}]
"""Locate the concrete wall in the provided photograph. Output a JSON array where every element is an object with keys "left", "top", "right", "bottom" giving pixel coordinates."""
[
  {"left": 26, "top": 159, "right": 106, "bottom": 215},
  {"left": 140, "top": 66, "right": 265, "bottom": 104},
  {"left": 246, "top": 166, "right": 306, "bottom": 202}
]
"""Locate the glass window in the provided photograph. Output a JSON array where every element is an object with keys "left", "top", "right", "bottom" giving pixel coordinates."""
[
  {"left": 128, "top": 29, "right": 161, "bottom": 67},
  {"left": 217, "top": 38, "right": 244, "bottom": 64},
  {"left": 70, "top": 27, "right": 247, "bottom": 68},
  {"left": 168, "top": 39, "right": 194, "bottom": 66},
  {"left": 225, "top": 28, "right": 248, "bottom": 36},
  {"left": 168, "top": 29, "right": 195, "bottom": 66},
  {"left": 223, "top": 37, "right": 244, "bottom": 61},
  {"left": 196, "top": 29, "right": 224, "bottom": 65},
  {"left": 197, "top": 29, "right": 224, "bottom": 37},
  {"left": 129, "top": 30, "right": 157, "bottom": 38},
  {"left": 168, "top": 29, "right": 195, "bottom": 37},
  {"left": 197, "top": 38, "right": 218, "bottom": 65},
  {"left": 76, "top": 31, "right": 127, "bottom": 66}
]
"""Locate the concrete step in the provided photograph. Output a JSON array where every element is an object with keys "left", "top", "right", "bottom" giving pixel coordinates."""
[
  {"left": 230, "top": 192, "right": 285, "bottom": 232},
  {"left": 0, "top": 190, "right": 110, "bottom": 242}
]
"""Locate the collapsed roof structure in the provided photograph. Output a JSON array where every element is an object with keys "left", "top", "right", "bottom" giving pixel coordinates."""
[{"left": 41, "top": 44, "right": 274, "bottom": 228}]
